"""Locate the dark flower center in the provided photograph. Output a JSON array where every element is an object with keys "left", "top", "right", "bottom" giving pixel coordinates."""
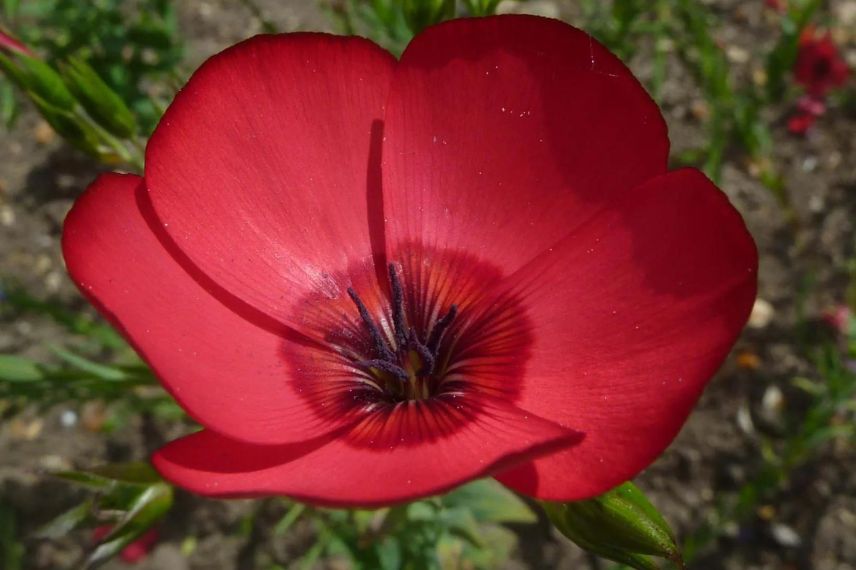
[
  {"left": 346, "top": 263, "right": 458, "bottom": 401},
  {"left": 283, "top": 243, "right": 535, "bottom": 446}
]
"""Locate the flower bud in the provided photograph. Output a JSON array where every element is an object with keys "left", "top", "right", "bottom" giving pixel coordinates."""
[
  {"left": 542, "top": 482, "right": 683, "bottom": 570},
  {"left": 60, "top": 56, "right": 137, "bottom": 138},
  {"left": 0, "top": 52, "right": 75, "bottom": 111},
  {"left": 27, "top": 93, "right": 101, "bottom": 155}
]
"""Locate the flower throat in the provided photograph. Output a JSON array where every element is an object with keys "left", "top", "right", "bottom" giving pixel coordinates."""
[{"left": 346, "top": 264, "right": 457, "bottom": 401}]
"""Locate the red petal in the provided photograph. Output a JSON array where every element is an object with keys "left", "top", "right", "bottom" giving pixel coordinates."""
[
  {"left": 145, "top": 34, "right": 395, "bottom": 328},
  {"left": 381, "top": 15, "right": 668, "bottom": 272},
  {"left": 62, "top": 174, "right": 359, "bottom": 444},
  {"left": 153, "top": 395, "right": 582, "bottom": 507},
  {"left": 494, "top": 169, "right": 757, "bottom": 500}
]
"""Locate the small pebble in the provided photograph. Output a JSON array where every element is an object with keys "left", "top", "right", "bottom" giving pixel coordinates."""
[
  {"left": 761, "top": 385, "right": 785, "bottom": 418},
  {"left": 808, "top": 194, "right": 825, "bottom": 213},
  {"left": 736, "top": 349, "right": 761, "bottom": 370},
  {"left": 748, "top": 298, "right": 775, "bottom": 329},
  {"left": 33, "top": 120, "right": 55, "bottom": 145},
  {"left": 771, "top": 523, "right": 802, "bottom": 547},
  {"left": 8, "top": 417, "right": 44, "bottom": 440},
  {"left": 45, "top": 271, "right": 63, "bottom": 293},
  {"left": 39, "top": 454, "right": 72, "bottom": 471},
  {"left": 736, "top": 403, "right": 755, "bottom": 435},
  {"left": 81, "top": 401, "right": 107, "bottom": 432},
  {"left": 0, "top": 205, "right": 15, "bottom": 227},
  {"left": 757, "top": 504, "right": 776, "bottom": 520},
  {"left": 59, "top": 409, "right": 78, "bottom": 428},
  {"left": 726, "top": 45, "right": 750, "bottom": 64}
]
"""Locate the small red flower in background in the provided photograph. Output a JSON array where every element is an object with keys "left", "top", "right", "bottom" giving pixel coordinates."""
[
  {"left": 786, "top": 95, "right": 826, "bottom": 135},
  {"left": 0, "top": 28, "right": 32, "bottom": 56},
  {"left": 92, "top": 527, "right": 158, "bottom": 564},
  {"left": 794, "top": 26, "right": 850, "bottom": 97},
  {"left": 787, "top": 112, "right": 816, "bottom": 135},
  {"left": 62, "top": 16, "right": 757, "bottom": 507},
  {"left": 822, "top": 305, "right": 852, "bottom": 336}
]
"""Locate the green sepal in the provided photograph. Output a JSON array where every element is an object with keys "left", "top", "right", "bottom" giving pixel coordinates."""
[
  {"left": 26, "top": 91, "right": 101, "bottom": 155},
  {"left": 542, "top": 481, "right": 683, "bottom": 570}
]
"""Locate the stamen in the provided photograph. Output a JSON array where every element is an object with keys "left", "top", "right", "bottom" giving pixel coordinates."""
[
  {"left": 409, "top": 328, "right": 435, "bottom": 376},
  {"left": 387, "top": 263, "right": 409, "bottom": 350},
  {"left": 344, "top": 265, "right": 462, "bottom": 400},
  {"left": 357, "top": 359, "right": 410, "bottom": 382},
  {"left": 426, "top": 304, "right": 458, "bottom": 353},
  {"left": 347, "top": 287, "right": 395, "bottom": 361}
]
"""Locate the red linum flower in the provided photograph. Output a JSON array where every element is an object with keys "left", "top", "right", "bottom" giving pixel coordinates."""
[
  {"left": 794, "top": 26, "right": 850, "bottom": 97},
  {"left": 62, "top": 16, "right": 757, "bottom": 507}
]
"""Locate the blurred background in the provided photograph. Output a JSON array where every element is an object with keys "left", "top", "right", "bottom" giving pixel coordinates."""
[{"left": 0, "top": 1, "right": 854, "bottom": 569}]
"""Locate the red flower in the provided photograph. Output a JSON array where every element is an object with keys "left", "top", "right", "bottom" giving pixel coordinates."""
[
  {"left": 764, "top": 0, "right": 786, "bottom": 12},
  {"left": 62, "top": 16, "right": 757, "bottom": 507},
  {"left": 794, "top": 27, "right": 850, "bottom": 97},
  {"left": 787, "top": 112, "right": 816, "bottom": 135},
  {"left": 92, "top": 527, "right": 158, "bottom": 564}
]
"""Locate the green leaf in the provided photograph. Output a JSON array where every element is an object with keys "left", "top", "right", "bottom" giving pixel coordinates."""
[
  {"left": 375, "top": 536, "right": 402, "bottom": 570},
  {"left": 87, "top": 482, "right": 172, "bottom": 568},
  {"left": 402, "top": 0, "right": 455, "bottom": 34},
  {"left": 443, "top": 478, "right": 537, "bottom": 524},
  {"left": 33, "top": 500, "right": 93, "bottom": 539},
  {"left": 54, "top": 469, "right": 117, "bottom": 490},
  {"left": 406, "top": 500, "right": 439, "bottom": 522},
  {"left": 91, "top": 462, "right": 163, "bottom": 485},
  {"left": 56, "top": 462, "right": 163, "bottom": 489},
  {"left": 273, "top": 502, "right": 306, "bottom": 536},
  {"left": 439, "top": 507, "right": 484, "bottom": 548},
  {"left": 463, "top": 0, "right": 501, "bottom": 15},
  {"left": 0, "top": 79, "right": 19, "bottom": 127},
  {"left": 0, "top": 354, "right": 44, "bottom": 382},
  {"left": 50, "top": 346, "right": 128, "bottom": 381},
  {"left": 0, "top": 53, "right": 25, "bottom": 89},
  {"left": 542, "top": 481, "right": 682, "bottom": 570},
  {"left": 3, "top": 0, "right": 20, "bottom": 19},
  {"left": 0, "top": 504, "right": 24, "bottom": 570}
]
